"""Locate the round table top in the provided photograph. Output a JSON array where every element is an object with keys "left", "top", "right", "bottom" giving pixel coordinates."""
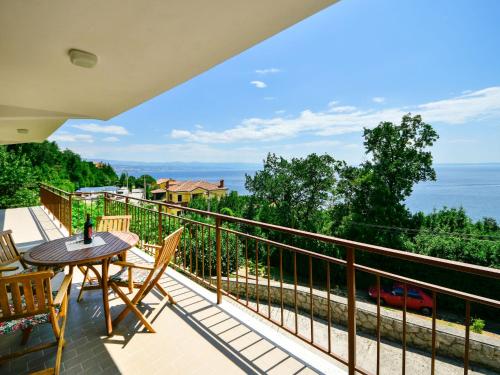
[{"left": 23, "top": 231, "right": 139, "bottom": 267}]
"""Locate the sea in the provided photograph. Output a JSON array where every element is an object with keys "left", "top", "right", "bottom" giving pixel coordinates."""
[{"left": 109, "top": 162, "right": 500, "bottom": 222}]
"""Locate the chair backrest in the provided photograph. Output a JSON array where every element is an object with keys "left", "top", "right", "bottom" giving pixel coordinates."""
[
  {"left": 96, "top": 215, "right": 131, "bottom": 232},
  {"left": 0, "top": 230, "right": 23, "bottom": 267},
  {"left": 0, "top": 271, "right": 54, "bottom": 321},
  {"left": 155, "top": 227, "right": 183, "bottom": 270}
]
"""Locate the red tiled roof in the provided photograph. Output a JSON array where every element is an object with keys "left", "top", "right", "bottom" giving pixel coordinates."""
[
  {"left": 167, "top": 180, "right": 226, "bottom": 192},
  {"left": 151, "top": 188, "right": 166, "bottom": 194}
]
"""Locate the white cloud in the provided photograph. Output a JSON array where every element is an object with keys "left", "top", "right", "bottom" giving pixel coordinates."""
[
  {"left": 328, "top": 100, "right": 339, "bottom": 107},
  {"left": 63, "top": 139, "right": 351, "bottom": 164},
  {"left": 59, "top": 86, "right": 500, "bottom": 164},
  {"left": 171, "top": 130, "right": 193, "bottom": 139},
  {"left": 169, "top": 109, "right": 375, "bottom": 143},
  {"left": 102, "top": 136, "right": 120, "bottom": 142},
  {"left": 71, "top": 123, "right": 129, "bottom": 135},
  {"left": 250, "top": 80, "right": 267, "bottom": 89},
  {"left": 275, "top": 110, "right": 286, "bottom": 115},
  {"left": 329, "top": 105, "right": 357, "bottom": 113},
  {"left": 255, "top": 68, "right": 281, "bottom": 74},
  {"left": 263, "top": 96, "right": 275, "bottom": 100},
  {"left": 169, "top": 86, "right": 500, "bottom": 144},
  {"left": 372, "top": 97, "right": 386, "bottom": 103},
  {"left": 416, "top": 87, "right": 500, "bottom": 124},
  {"left": 50, "top": 134, "right": 94, "bottom": 143},
  {"left": 194, "top": 124, "right": 204, "bottom": 129}
]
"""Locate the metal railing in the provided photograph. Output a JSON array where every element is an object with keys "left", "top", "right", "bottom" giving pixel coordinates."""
[
  {"left": 39, "top": 184, "right": 500, "bottom": 374},
  {"left": 40, "top": 184, "right": 72, "bottom": 231}
]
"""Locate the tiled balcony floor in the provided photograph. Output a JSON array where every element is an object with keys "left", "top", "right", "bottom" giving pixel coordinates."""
[
  {"left": 0, "top": 207, "right": 342, "bottom": 375},
  {"left": 2, "top": 260, "right": 334, "bottom": 374}
]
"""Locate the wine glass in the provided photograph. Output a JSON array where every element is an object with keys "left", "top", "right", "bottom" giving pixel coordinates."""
[{"left": 73, "top": 228, "right": 83, "bottom": 243}]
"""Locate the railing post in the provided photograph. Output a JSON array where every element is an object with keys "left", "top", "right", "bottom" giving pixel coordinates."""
[
  {"left": 58, "top": 194, "right": 62, "bottom": 228},
  {"left": 216, "top": 217, "right": 222, "bottom": 304},
  {"left": 68, "top": 194, "right": 72, "bottom": 236},
  {"left": 125, "top": 196, "right": 129, "bottom": 215},
  {"left": 158, "top": 203, "right": 163, "bottom": 243},
  {"left": 346, "top": 247, "right": 356, "bottom": 375},
  {"left": 104, "top": 193, "right": 108, "bottom": 216}
]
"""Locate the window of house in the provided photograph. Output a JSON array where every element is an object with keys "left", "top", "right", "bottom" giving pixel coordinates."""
[
  {"left": 169, "top": 194, "right": 172, "bottom": 201},
  {"left": 177, "top": 194, "right": 182, "bottom": 202}
]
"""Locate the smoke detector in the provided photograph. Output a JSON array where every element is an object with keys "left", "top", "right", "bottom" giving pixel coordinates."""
[{"left": 69, "top": 49, "right": 98, "bottom": 68}]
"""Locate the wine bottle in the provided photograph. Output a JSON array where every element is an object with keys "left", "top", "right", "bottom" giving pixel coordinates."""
[{"left": 83, "top": 214, "right": 93, "bottom": 244}]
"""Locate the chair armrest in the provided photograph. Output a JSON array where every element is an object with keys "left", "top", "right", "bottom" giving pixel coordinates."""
[
  {"left": 0, "top": 265, "right": 19, "bottom": 273},
  {"left": 113, "top": 261, "right": 154, "bottom": 271},
  {"left": 143, "top": 243, "right": 162, "bottom": 250},
  {"left": 52, "top": 274, "right": 73, "bottom": 306}
]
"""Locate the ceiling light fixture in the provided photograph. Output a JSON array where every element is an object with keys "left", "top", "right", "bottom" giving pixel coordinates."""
[{"left": 68, "top": 49, "right": 98, "bottom": 68}]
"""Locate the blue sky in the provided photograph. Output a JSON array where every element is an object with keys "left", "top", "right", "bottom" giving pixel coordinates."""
[{"left": 52, "top": 0, "right": 500, "bottom": 164}]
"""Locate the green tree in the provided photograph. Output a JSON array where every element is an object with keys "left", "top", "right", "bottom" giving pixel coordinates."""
[
  {"left": 245, "top": 153, "right": 340, "bottom": 233},
  {"left": 332, "top": 114, "right": 439, "bottom": 247},
  {"left": 404, "top": 207, "right": 499, "bottom": 267},
  {"left": 218, "top": 191, "right": 247, "bottom": 217},
  {"left": 138, "top": 174, "right": 156, "bottom": 186},
  {"left": 2, "top": 141, "right": 118, "bottom": 207},
  {"left": 0, "top": 146, "right": 39, "bottom": 208},
  {"left": 118, "top": 172, "right": 128, "bottom": 187}
]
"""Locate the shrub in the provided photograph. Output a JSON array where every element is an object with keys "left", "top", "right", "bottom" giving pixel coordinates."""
[{"left": 471, "top": 318, "right": 485, "bottom": 334}]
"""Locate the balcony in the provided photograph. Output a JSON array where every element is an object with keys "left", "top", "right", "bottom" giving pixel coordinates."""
[{"left": 0, "top": 185, "right": 498, "bottom": 375}]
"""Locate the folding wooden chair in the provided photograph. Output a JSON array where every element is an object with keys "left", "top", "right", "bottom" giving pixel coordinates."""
[
  {"left": 0, "top": 271, "right": 72, "bottom": 375},
  {"left": 0, "top": 230, "right": 64, "bottom": 278},
  {"left": 95, "top": 215, "right": 132, "bottom": 236},
  {"left": 0, "top": 230, "right": 30, "bottom": 276},
  {"left": 140, "top": 242, "right": 162, "bottom": 261},
  {"left": 77, "top": 215, "right": 131, "bottom": 302},
  {"left": 109, "top": 227, "right": 183, "bottom": 333}
]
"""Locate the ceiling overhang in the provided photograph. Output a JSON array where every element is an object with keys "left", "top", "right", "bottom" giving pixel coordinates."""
[{"left": 0, "top": 0, "right": 337, "bottom": 144}]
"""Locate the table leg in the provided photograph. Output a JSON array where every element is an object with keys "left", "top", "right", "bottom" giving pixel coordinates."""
[
  {"left": 101, "top": 258, "right": 112, "bottom": 335},
  {"left": 67, "top": 265, "right": 74, "bottom": 297}
]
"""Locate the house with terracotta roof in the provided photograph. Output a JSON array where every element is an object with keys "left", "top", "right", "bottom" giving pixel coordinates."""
[
  {"left": 156, "top": 178, "right": 178, "bottom": 189},
  {"left": 154, "top": 178, "right": 227, "bottom": 215}
]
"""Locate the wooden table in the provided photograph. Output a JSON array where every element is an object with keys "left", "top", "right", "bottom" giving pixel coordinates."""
[{"left": 23, "top": 231, "right": 139, "bottom": 335}]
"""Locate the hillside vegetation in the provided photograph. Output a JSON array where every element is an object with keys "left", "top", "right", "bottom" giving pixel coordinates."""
[{"left": 0, "top": 141, "right": 117, "bottom": 208}]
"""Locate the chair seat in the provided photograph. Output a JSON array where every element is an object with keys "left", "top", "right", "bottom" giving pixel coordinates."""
[
  {"left": 109, "top": 267, "right": 150, "bottom": 285},
  {"left": 0, "top": 298, "right": 59, "bottom": 335}
]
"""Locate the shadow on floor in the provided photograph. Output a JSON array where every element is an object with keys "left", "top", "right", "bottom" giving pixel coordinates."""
[
  {"left": 0, "top": 264, "right": 321, "bottom": 375},
  {"left": 103, "top": 270, "right": 318, "bottom": 374}
]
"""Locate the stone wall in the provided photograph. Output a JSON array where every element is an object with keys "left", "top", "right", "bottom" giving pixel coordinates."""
[{"left": 218, "top": 278, "right": 499, "bottom": 370}]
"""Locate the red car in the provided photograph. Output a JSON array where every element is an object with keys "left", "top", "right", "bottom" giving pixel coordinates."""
[{"left": 368, "top": 283, "right": 433, "bottom": 315}]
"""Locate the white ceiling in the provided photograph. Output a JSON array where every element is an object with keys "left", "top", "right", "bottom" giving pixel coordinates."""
[{"left": 0, "top": 0, "right": 337, "bottom": 144}]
